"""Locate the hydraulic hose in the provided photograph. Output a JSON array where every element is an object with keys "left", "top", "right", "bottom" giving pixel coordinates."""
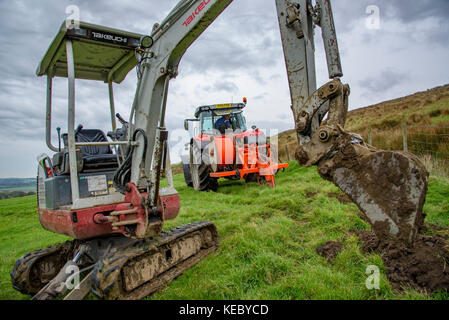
[{"left": 113, "top": 129, "right": 147, "bottom": 194}]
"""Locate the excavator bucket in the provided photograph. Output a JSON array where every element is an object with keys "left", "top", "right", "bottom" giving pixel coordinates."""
[{"left": 315, "top": 132, "right": 429, "bottom": 243}]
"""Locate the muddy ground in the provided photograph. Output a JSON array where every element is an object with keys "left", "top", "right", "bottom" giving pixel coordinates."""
[{"left": 355, "top": 229, "right": 449, "bottom": 293}]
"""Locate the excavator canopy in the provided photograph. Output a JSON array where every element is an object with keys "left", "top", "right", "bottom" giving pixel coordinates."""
[{"left": 36, "top": 21, "right": 144, "bottom": 83}]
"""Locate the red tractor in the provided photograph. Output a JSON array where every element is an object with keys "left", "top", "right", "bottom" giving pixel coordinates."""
[{"left": 183, "top": 100, "right": 289, "bottom": 191}]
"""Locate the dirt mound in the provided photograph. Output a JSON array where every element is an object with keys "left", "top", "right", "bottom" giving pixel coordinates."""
[
  {"left": 356, "top": 230, "right": 449, "bottom": 293},
  {"left": 327, "top": 192, "right": 352, "bottom": 204},
  {"left": 316, "top": 241, "right": 343, "bottom": 261}
]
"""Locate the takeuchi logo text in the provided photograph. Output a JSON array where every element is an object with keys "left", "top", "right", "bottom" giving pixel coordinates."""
[{"left": 183, "top": 0, "right": 211, "bottom": 27}]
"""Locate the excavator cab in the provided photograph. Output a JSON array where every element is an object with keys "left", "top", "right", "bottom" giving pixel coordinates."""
[
  {"left": 35, "top": 21, "right": 151, "bottom": 233},
  {"left": 36, "top": 21, "right": 143, "bottom": 212}
]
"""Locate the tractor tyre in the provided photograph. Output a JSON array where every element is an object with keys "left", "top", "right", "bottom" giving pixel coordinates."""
[
  {"left": 190, "top": 143, "right": 218, "bottom": 192},
  {"left": 182, "top": 155, "right": 193, "bottom": 187}
]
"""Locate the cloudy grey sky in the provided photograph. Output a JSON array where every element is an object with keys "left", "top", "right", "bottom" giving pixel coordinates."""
[{"left": 0, "top": 0, "right": 448, "bottom": 178}]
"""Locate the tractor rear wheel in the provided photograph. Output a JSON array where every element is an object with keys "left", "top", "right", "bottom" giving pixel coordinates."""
[{"left": 190, "top": 143, "right": 218, "bottom": 192}]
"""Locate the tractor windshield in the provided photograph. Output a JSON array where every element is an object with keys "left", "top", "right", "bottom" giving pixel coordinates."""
[
  {"left": 201, "top": 113, "right": 215, "bottom": 133},
  {"left": 200, "top": 110, "right": 247, "bottom": 134},
  {"left": 232, "top": 111, "right": 247, "bottom": 132}
]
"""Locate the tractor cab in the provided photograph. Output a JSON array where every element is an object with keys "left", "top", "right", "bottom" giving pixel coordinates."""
[
  {"left": 185, "top": 102, "right": 248, "bottom": 136},
  {"left": 36, "top": 21, "right": 146, "bottom": 219}
]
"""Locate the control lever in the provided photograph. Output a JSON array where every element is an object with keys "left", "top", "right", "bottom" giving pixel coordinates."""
[
  {"left": 56, "top": 127, "right": 61, "bottom": 152},
  {"left": 116, "top": 113, "right": 128, "bottom": 125},
  {"left": 75, "top": 124, "right": 83, "bottom": 136}
]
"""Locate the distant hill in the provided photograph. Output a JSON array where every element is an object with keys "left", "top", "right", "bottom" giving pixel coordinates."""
[
  {"left": 0, "top": 178, "right": 35, "bottom": 191},
  {"left": 0, "top": 178, "right": 36, "bottom": 199}
]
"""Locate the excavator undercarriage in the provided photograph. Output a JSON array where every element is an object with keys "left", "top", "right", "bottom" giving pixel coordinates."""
[{"left": 12, "top": 222, "right": 218, "bottom": 300}]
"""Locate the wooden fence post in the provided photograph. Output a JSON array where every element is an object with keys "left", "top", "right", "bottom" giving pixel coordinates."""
[
  {"left": 285, "top": 145, "right": 291, "bottom": 162},
  {"left": 368, "top": 126, "right": 372, "bottom": 146},
  {"left": 402, "top": 120, "right": 408, "bottom": 152}
]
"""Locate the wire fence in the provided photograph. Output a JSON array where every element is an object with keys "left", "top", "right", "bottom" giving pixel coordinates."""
[
  {"left": 405, "top": 125, "right": 449, "bottom": 177},
  {"left": 277, "top": 142, "right": 298, "bottom": 163},
  {"left": 277, "top": 124, "right": 449, "bottom": 177}
]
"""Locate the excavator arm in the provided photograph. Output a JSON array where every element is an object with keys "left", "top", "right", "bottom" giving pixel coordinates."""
[
  {"left": 122, "top": 0, "right": 428, "bottom": 243},
  {"left": 276, "top": 0, "right": 428, "bottom": 243}
]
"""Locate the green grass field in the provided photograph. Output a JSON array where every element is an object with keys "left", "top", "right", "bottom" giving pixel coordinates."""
[{"left": 1, "top": 163, "right": 448, "bottom": 300}]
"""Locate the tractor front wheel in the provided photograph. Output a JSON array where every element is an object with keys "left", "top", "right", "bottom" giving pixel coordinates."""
[
  {"left": 190, "top": 143, "right": 218, "bottom": 192},
  {"left": 182, "top": 155, "right": 193, "bottom": 187}
]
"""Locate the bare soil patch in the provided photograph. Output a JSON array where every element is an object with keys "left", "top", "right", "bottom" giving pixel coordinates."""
[
  {"left": 316, "top": 241, "right": 343, "bottom": 261},
  {"left": 355, "top": 230, "right": 449, "bottom": 293},
  {"left": 306, "top": 191, "right": 318, "bottom": 199},
  {"left": 327, "top": 192, "right": 352, "bottom": 204}
]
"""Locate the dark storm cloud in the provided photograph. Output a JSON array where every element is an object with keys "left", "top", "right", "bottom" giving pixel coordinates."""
[
  {"left": 377, "top": 0, "right": 449, "bottom": 23},
  {"left": 360, "top": 69, "right": 409, "bottom": 94},
  {"left": 331, "top": 0, "right": 449, "bottom": 23},
  {"left": 179, "top": 0, "right": 282, "bottom": 75},
  {"left": 72, "top": 0, "right": 173, "bottom": 33},
  {"left": 0, "top": 0, "right": 167, "bottom": 143},
  {"left": 211, "top": 80, "right": 239, "bottom": 93},
  {"left": 332, "top": 0, "right": 449, "bottom": 40}
]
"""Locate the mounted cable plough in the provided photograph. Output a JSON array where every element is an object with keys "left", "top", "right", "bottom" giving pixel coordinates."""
[{"left": 12, "top": 0, "right": 430, "bottom": 301}]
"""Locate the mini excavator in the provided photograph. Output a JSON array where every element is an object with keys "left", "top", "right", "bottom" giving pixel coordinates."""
[{"left": 11, "top": 0, "right": 428, "bottom": 300}]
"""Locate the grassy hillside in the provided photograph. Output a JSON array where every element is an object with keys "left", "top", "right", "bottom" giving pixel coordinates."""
[
  {"left": 274, "top": 84, "right": 449, "bottom": 177},
  {"left": 345, "top": 84, "right": 449, "bottom": 132},
  {"left": 1, "top": 164, "right": 448, "bottom": 300}
]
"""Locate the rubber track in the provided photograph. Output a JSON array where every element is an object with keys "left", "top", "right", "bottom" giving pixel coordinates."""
[
  {"left": 10, "top": 241, "right": 78, "bottom": 295},
  {"left": 91, "top": 221, "right": 219, "bottom": 300}
]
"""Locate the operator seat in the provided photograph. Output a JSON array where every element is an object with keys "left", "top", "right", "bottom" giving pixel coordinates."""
[
  {"left": 54, "top": 126, "right": 118, "bottom": 175},
  {"left": 75, "top": 129, "right": 118, "bottom": 171}
]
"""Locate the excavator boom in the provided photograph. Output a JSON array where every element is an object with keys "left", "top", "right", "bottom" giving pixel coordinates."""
[{"left": 275, "top": 0, "right": 428, "bottom": 243}]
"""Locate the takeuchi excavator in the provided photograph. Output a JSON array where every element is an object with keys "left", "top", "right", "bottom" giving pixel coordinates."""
[{"left": 11, "top": 0, "right": 429, "bottom": 300}]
